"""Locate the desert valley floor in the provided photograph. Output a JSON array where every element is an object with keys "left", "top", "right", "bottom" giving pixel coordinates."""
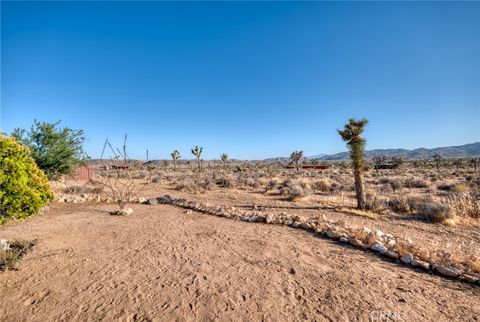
[{"left": 1, "top": 184, "right": 479, "bottom": 322}]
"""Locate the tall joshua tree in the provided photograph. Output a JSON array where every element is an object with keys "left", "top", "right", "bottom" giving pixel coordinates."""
[
  {"left": 171, "top": 150, "right": 180, "bottom": 171},
  {"left": 433, "top": 154, "right": 442, "bottom": 171},
  {"left": 290, "top": 151, "right": 304, "bottom": 172},
  {"left": 220, "top": 153, "right": 228, "bottom": 169},
  {"left": 338, "top": 118, "right": 368, "bottom": 210},
  {"left": 191, "top": 146, "right": 203, "bottom": 172}
]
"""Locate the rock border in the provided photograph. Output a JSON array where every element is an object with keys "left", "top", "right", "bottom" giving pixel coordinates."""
[{"left": 145, "top": 194, "right": 480, "bottom": 286}]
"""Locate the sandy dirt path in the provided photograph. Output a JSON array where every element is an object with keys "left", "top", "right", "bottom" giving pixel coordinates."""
[{"left": 1, "top": 203, "right": 479, "bottom": 321}]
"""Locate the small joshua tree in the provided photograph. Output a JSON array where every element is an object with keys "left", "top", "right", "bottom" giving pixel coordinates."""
[
  {"left": 470, "top": 157, "right": 479, "bottom": 171},
  {"left": 391, "top": 157, "right": 404, "bottom": 168},
  {"left": 220, "top": 153, "right": 228, "bottom": 169},
  {"left": 290, "top": 151, "right": 304, "bottom": 172},
  {"left": 433, "top": 154, "right": 443, "bottom": 171},
  {"left": 372, "top": 155, "right": 387, "bottom": 166},
  {"left": 171, "top": 150, "right": 180, "bottom": 171},
  {"left": 191, "top": 146, "right": 203, "bottom": 172},
  {"left": 338, "top": 118, "right": 368, "bottom": 210},
  {"left": 452, "top": 158, "right": 463, "bottom": 170}
]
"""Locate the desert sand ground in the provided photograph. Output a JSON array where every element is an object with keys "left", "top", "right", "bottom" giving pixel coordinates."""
[{"left": 1, "top": 189, "right": 479, "bottom": 321}]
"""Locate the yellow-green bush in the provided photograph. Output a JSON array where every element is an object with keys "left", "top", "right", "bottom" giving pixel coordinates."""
[{"left": 0, "top": 133, "right": 53, "bottom": 223}]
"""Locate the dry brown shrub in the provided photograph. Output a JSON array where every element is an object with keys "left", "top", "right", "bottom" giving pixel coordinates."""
[
  {"left": 387, "top": 196, "right": 412, "bottom": 214},
  {"left": 404, "top": 178, "right": 430, "bottom": 189},
  {"left": 216, "top": 175, "right": 236, "bottom": 188},
  {"left": 280, "top": 179, "right": 312, "bottom": 201},
  {"left": 418, "top": 202, "right": 455, "bottom": 223},
  {"left": 444, "top": 194, "right": 480, "bottom": 219},
  {"left": 311, "top": 178, "right": 332, "bottom": 192},
  {"left": 437, "top": 183, "right": 469, "bottom": 193}
]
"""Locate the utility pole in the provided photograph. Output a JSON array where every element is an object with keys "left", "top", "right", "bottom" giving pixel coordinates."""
[
  {"left": 146, "top": 149, "right": 149, "bottom": 162},
  {"left": 123, "top": 134, "right": 128, "bottom": 162}
]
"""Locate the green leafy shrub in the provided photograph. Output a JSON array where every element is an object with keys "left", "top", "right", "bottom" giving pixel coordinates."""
[
  {"left": 12, "top": 120, "right": 87, "bottom": 179},
  {"left": 0, "top": 134, "right": 53, "bottom": 223}
]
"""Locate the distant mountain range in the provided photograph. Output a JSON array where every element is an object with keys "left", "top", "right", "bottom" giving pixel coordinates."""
[
  {"left": 314, "top": 142, "right": 480, "bottom": 161},
  {"left": 91, "top": 142, "right": 480, "bottom": 164}
]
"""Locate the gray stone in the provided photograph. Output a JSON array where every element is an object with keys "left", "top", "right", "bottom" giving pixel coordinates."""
[
  {"left": 460, "top": 274, "right": 479, "bottom": 284},
  {"left": 147, "top": 198, "right": 158, "bottom": 205},
  {"left": 400, "top": 253, "right": 414, "bottom": 264},
  {"left": 385, "top": 250, "right": 398, "bottom": 259},
  {"left": 435, "top": 265, "right": 461, "bottom": 278},
  {"left": 339, "top": 237, "right": 349, "bottom": 243},
  {"left": 370, "top": 243, "right": 388, "bottom": 254},
  {"left": 411, "top": 259, "right": 430, "bottom": 270}
]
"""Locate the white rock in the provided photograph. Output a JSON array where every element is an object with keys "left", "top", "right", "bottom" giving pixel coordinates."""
[
  {"left": 386, "top": 239, "right": 396, "bottom": 248},
  {"left": 375, "top": 230, "right": 385, "bottom": 239},
  {"left": 111, "top": 208, "right": 133, "bottom": 216},
  {"left": 400, "top": 253, "right": 414, "bottom": 264},
  {"left": 370, "top": 243, "right": 388, "bottom": 254},
  {"left": 435, "top": 265, "right": 461, "bottom": 278},
  {"left": 363, "top": 227, "right": 372, "bottom": 234},
  {"left": 339, "top": 237, "right": 349, "bottom": 243},
  {"left": 138, "top": 197, "right": 147, "bottom": 204},
  {"left": 0, "top": 239, "right": 10, "bottom": 251}
]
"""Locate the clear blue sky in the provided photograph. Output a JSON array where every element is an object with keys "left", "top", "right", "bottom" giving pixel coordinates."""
[{"left": 1, "top": 1, "right": 479, "bottom": 160}]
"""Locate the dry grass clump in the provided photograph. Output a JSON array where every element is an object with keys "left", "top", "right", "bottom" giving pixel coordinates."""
[
  {"left": 437, "top": 183, "right": 469, "bottom": 193},
  {"left": 418, "top": 203, "right": 456, "bottom": 224},
  {"left": 387, "top": 196, "right": 412, "bottom": 213},
  {"left": 215, "top": 175, "right": 236, "bottom": 188},
  {"left": 337, "top": 207, "right": 378, "bottom": 219},
  {"left": 61, "top": 184, "right": 104, "bottom": 195},
  {"left": 384, "top": 193, "right": 479, "bottom": 227},
  {"left": 264, "top": 177, "right": 282, "bottom": 194},
  {"left": 444, "top": 194, "right": 480, "bottom": 219},
  {"left": 242, "top": 177, "right": 260, "bottom": 189},
  {"left": 403, "top": 178, "right": 430, "bottom": 189},
  {"left": 0, "top": 239, "right": 36, "bottom": 271},
  {"left": 175, "top": 178, "right": 197, "bottom": 192},
  {"left": 175, "top": 176, "right": 215, "bottom": 193},
  {"left": 280, "top": 179, "right": 312, "bottom": 201},
  {"left": 311, "top": 178, "right": 332, "bottom": 193},
  {"left": 378, "top": 177, "right": 402, "bottom": 191}
]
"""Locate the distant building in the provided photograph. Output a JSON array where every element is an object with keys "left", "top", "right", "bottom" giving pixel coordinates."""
[
  {"left": 373, "top": 164, "right": 398, "bottom": 170},
  {"left": 286, "top": 164, "right": 328, "bottom": 170},
  {"left": 66, "top": 165, "right": 94, "bottom": 183}
]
